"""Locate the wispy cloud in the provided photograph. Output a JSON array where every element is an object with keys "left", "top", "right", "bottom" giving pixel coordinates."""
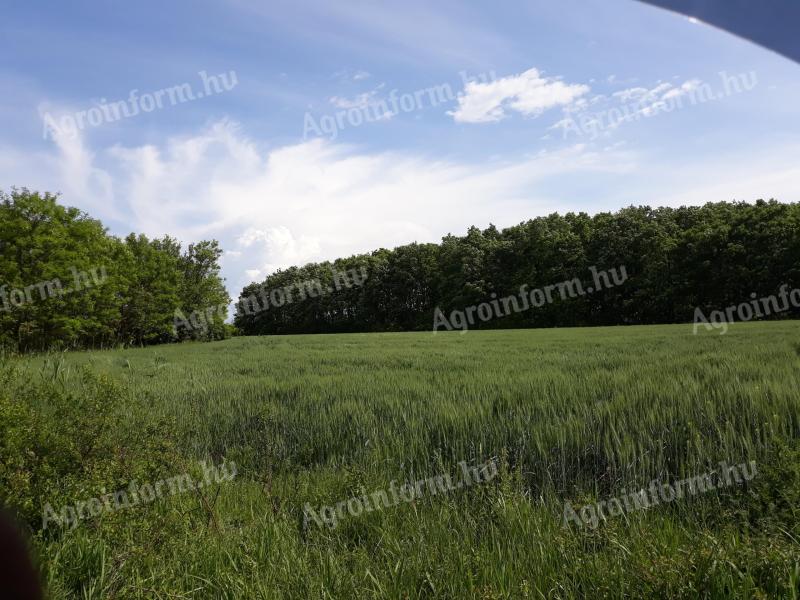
[
  {"left": 2, "top": 118, "right": 637, "bottom": 291},
  {"left": 610, "top": 80, "right": 702, "bottom": 117},
  {"left": 234, "top": 0, "right": 511, "bottom": 67},
  {"left": 329, "top": 89, "right": 381, "bottom": 109}
]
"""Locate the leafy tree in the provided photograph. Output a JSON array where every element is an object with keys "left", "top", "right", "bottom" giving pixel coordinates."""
[{"left": 0, "top": 189, "right": 230, "bottom": 352}]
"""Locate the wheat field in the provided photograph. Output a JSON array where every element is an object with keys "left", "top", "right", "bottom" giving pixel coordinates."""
[{"left": 5, "top": 322, "right": 800, "bottom": 598}]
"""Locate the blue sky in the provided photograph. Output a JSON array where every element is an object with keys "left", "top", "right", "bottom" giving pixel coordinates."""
[{"left": 2, "top": 0, "right": 799, "bottom": 297}]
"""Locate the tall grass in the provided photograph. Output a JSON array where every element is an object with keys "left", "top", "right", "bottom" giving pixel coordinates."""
[{"left": 6, "top": 321, "right": 800, "bottom": 598}]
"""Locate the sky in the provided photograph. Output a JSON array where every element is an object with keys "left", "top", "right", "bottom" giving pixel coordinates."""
[{"left": 2, "top": 0, "right": 799, "bottom": 299}]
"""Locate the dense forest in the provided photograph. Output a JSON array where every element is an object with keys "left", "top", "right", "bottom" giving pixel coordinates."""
[
  {"left": 235, "top": 199, "right": 800, "bottom": 334},
  {"left": 0, "top": 189, "right": 229, "bottom": 352},
  {"left": 3, "top": 189, "right": 798, "bottom": 350}
]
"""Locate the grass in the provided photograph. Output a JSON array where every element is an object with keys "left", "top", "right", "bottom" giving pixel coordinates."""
[{"left": 3, "top": 321, "right": 800, "bottom": 598}]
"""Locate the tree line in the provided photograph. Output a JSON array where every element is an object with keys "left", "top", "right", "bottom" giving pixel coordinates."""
[
  {"left": 0, "top": 189, "right": 229, "bottom": 352},
  {"left": 3, "top": 189, "right": 798, "bottom": 349},
  {"left": 235, "top": 199, "right": 800, "bottom": 334}
]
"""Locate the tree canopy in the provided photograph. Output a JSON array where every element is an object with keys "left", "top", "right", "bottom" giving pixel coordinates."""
[
  {"left": 3, "top": 189, "right": 797, "bottom": 348},
  {"left": 235, "top": 200, "right": 800, "bottom": 335},
  {"left": 0, "top": 189, "right": 230, "bottom": 352}
]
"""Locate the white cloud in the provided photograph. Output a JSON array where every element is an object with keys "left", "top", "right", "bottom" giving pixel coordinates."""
[
  {"left": 329, "top": 91, "right": 378, "bottom": 109},
  {"left": 661, "top": 79, "right": 702, "bottom": 100},
  {"left": 8, "top": 116, "right": 798, "bottom": 302},
  {"left": 2, "top": 119, "right": 635, "bottom": 295},
  {"left": 563, "top": 78, "right": 710, "bottom": 130},
  {"left": 631, "top": 79, "right": 701, "bottom": 116},
  {"left": 236, "top": 225, "right": 321, "bottom": 274},
  {"left": 611, "top": 87, "right": 648, "bottom": 102},
  {"left": 32, "top": 105, "right": 118, "bottom": 219},
  {"left": 449, "top": 68, "right": 589, "bottom": 123},
  {"left": 327, "top": 84, "right": 396, "bottom": 121}
]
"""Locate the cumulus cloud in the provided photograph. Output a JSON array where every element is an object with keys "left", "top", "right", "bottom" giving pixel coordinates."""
[
  {"left": 449, "top": 68, "right": 590, "bottom": 123},
  {"left": 236, "top": 225, "right": 321, "bottom": 275},
  {"left": 3, "top": 115, "right": 799, "bottom": 301},
  {"left": 2, "top": 119, "right": 637, "bottom": 296}
]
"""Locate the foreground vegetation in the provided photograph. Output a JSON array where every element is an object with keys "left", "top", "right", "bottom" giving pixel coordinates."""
[{"left": 2, "top": 322, "right": 800, "bottom": 598}]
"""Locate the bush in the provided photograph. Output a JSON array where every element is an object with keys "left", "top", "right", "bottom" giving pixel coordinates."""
[{"left": 0, "top": 356, "right": 182, "bottom": 535}]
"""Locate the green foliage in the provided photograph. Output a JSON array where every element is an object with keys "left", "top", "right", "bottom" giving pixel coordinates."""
[
  {"left": 0, "top": 189, "right": 230, "bottom": 351},
  {"left": 0, "top": 355, "right": 182, "bottom": 534},
  {"left": 0, "top": 189, "right": 121, "bottom": 350},
  {"left": 237, "top": 200, "right": 800, "bottom": 335},
  {"left": 714, "top": 439, "right": 800, "bottom": 536}
]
